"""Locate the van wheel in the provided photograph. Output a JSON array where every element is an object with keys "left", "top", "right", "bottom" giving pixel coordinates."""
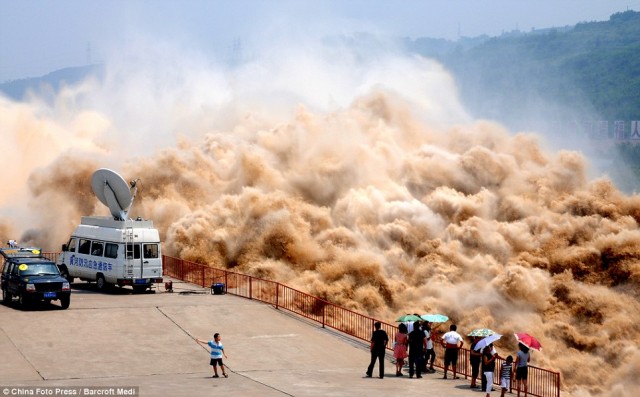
[
  {"left": 2, "top": 288, "right": 12, "bottom": 304},
  {"left": 60, "top": 266, "right": 74, "bottom": 283},
  {"left": 60, "top": 295, "right": 70, "bottom": 309},
  {"left": 132, "top": 285, "right": 148, "bottom": 294},
  {"left": 96, "top": 274, "right": 107, "bottom": 291}
]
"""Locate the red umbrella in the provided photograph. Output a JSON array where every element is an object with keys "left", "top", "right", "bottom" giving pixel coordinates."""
[{"left": 515, "top": 333, "right": 542, "bottom": 351}]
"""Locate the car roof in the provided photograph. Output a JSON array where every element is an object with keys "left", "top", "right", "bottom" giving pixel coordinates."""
[
  {"left": 0, "top": 247, "right": 44, "bottom": 260},
  {"left": 7, "top": 257, "right": 56, "bottom": 265}
]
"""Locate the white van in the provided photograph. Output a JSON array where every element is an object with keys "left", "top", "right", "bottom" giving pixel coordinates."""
[{"left": 57, "top": 216, "right": 163, "bottom": 292}]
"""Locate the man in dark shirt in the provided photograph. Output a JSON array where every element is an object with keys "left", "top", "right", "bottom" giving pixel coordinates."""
[
  {"left": 408, "top": 321, "right": 426, "bottom": 378},
  {"left": 366, "top": 321, "right": 389, "bottom": 379}
]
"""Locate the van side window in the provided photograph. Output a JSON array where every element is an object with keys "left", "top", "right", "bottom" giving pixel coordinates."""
[
  {"left": 91, "top": 241, "right": 104, "bottom": 257},
  {"left": 126, "top": 244, "right": 141, "bottom": 259},
  {"left": 11, "top": 264, "right": 19, "bottom": 276},
  {"left": 143, "top": 244, "right": 158, "bottom": 259},
  {"left": 78, "top": 239, "right": 91, "bottom": 255},
  {"left": 105, "top": 243, "right": 118, "bottom": 259},
  {"left": 67, "top": 238, "right": 77, "bottom": 252}
]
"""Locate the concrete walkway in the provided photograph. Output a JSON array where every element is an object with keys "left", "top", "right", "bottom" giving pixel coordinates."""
[{"left": 0, "top": 279, "right": 484, "bottom": 396}]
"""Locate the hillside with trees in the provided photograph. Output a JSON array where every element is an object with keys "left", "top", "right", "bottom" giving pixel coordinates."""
[
  {"left": 405, "top": 10, "right": 640, "bottom": 192},
  {"left": 406, "top": 10, "right": 640, "bottom": 127}
]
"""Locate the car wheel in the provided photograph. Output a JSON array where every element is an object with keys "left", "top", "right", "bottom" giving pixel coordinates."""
[
  {"left": 19, "top": 293, "right": 31, "bottom": 308},
  {"left": 2, "top": 288, "right": 11, "bottom": 304},
  {"left": 60, "top": 295, "right": 70, "bottom": 309},
  {"left": 96, "top": 274, "right": 107, "bottom": 291}
]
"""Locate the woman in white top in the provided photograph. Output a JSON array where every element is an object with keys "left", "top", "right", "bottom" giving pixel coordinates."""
[{"left": 423, "top": 321, "right": 437, "bottom": 373}]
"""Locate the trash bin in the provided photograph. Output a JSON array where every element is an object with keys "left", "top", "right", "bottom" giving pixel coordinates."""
[{"left": 211, "top": 283, "right": 225, "bottom": 295}]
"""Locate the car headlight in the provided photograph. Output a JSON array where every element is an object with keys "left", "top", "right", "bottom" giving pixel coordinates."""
[
  {"left": 26, "top": 283, "right": 36, "bottom": 292},
  {"left": 62, "top": 282, "right": 70, "bottom": 291}
]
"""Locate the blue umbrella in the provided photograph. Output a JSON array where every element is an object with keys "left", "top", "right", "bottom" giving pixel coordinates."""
[{"left": 420, "top": 314, "right": 449, "bottom": 323}]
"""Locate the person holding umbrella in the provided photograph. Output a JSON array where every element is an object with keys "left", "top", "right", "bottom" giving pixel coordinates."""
[
  {"left": 514, "top": 333, "right": 541, "bottom": 397},
  {"left": 420, "top": 313, "right": 448, "bottom": 374},
  {"left": 474, "top": 333, "right": 502, "bottom": 391},
  {"left": 482, "top": 345, "right": 497, "bottom": 396},
  {"left": 423, "top": 321, "right": 437, "bottom": 373},
  {"left": 515, "top": 343, "right": 531, "bottom": 396},
  {"left": 469, "top": 336, "right": 482, "bottom": 388},
  {"left": 469, "top": 329, "right": 497, "bottom": 388}
]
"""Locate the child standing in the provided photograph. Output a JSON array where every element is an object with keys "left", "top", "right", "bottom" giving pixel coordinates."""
[
  {"left": 197, "top": 333, "right": 229, "bottom": 378},
  {"left": 500, "top": 356, "right": 514, "bottom": 397}
]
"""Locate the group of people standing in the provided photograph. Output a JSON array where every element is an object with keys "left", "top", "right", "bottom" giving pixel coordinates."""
[
  {"left": 391, "top": 320, "right": 438, "bottom": 378},
  {"left": 469, "top": 338, "right": 531, "bottom": 397},
  {"left": 386, "top": 321, "right": 464, "bottom": 380},
  {"left": 365, "top": 320, "right": 441, "bottom": 379},
  {"left": 366, "top": 321, "right": 532, "bottom": 397}
]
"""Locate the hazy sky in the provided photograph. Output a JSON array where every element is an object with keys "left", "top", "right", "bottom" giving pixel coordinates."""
[{"left": 1, "top": 0, "right": 639, "bottom": 82}]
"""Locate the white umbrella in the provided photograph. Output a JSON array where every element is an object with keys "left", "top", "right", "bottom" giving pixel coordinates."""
[{"left": 474, "top": 333, "right": 502, "bottom": 351}]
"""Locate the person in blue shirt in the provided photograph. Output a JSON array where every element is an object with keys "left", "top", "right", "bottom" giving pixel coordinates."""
[{"left": 197, "top": 333, "right": 229, "bottom": 378}]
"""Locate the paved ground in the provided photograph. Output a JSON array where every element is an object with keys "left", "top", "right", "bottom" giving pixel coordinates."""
[{"left": 0, "top": 279, "right": 483, "bottom": 397}]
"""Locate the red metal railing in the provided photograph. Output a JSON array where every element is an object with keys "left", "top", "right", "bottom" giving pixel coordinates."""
[
  {"left": 41, "top": 252, "right": 59, "bottom": 262},
  {"left": 162, "top": 255, "right": 560, "bottom": 397}
]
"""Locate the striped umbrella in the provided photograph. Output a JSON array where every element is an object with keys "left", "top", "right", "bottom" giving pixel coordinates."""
[{"left": 468, "top": 328, "right": 495, "bottom": 337}]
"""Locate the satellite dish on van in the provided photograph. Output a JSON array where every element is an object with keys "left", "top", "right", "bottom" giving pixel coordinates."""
[{"left": 91, "top": 168, "right": 139, "bottom": 221}]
